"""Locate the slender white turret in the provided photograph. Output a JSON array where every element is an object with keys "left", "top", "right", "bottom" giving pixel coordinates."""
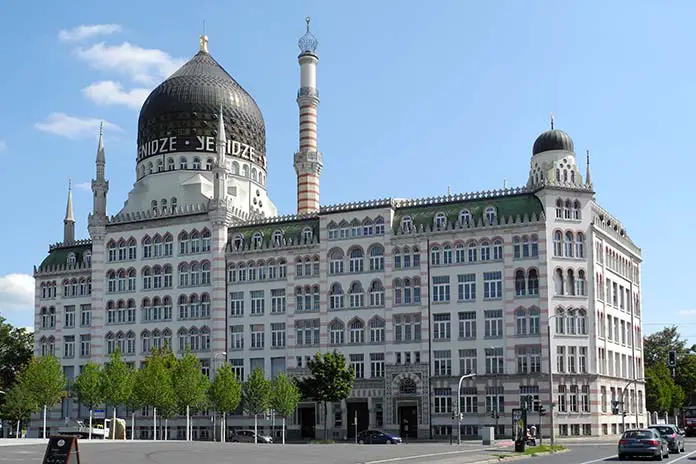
[{"left": 63, "top": 179, "right": 75, "bottom": 243}]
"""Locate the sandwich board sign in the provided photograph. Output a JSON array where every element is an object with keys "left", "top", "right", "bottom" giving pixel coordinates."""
[{"left": 42, "top": 435, "right": 80, "bottom": 464}]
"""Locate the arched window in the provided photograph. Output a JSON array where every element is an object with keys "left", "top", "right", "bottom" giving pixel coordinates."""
[
  {"left": 567, "top": 309, "right": 577, "bottom": 335},
  {"left": 302, "top": 227, "right": 313, "bottom": 243},
  {"left": 192, "top": 157, "right": 201, "bottom": 170},
  {"left": 401, "top": 216, "right": 412, "bottom": 233},
  {"left": 430, "top": 245, "right": 440, "bottom": 266},
  {"left": 527, "top": 269, "right": 539, "bottom": 296},
  {"left": 272, "top": 230, "right": 283, "bottom": 246},
  {"left": 106, "top": 332, "right": 115, "bottom": 355},
  {"left": 167, "top": 158, "right": 175, "bottom": 171},
  {"left": 327, "top": 222, "right": 338, "bottom": 240},
  {"left": 573, "top": 200, "right": 581, "bottom": 220},
  {"left": 553, "top": 231, "right": 563, "bottom": 257},
  {"left": 329, "top": 319, "right": 345, "bottom": 345},
  {"left": 205, "top": 158, "right": 213, "bottom": 170},
  {"left": 180, "top": 157, "right": 188, "bottom": 170},
  {"left": 252, "top": 232, "right": 263, "bottom": 249},
  {"left": 434, "top": 212, "right": 447, "bottom": 229},
  {"left": 575, "top": 232, "right": 585, "bottom": 258},
  {"left": 515, "top": 270, "right": 526, "bottom": 296},
  {"left": 493, "top": 239, "right": 503, "bottom": 260},
  {"left": 485, "top": 207, "right": 496, "bottom": 225},
  {"left": 555, "top": 308, "right": 565, "bottom": 334},
  {"left": 201, "top": 229, "right": 211, "bottom": 252},
  {"left": 576, "top": 270, "right": 586, "bottom": 296},
  {"left": 348, "top": 282, "right": 365, "bottom": 308},
  {"left": 567, "top": 269, "right": 576, "bottom": 296},
  {"left": 374, "top": 217, "right": 385, "bottom": 235},
  {"left": 516, "top": 308, "right": 527, "bottom": 335},
  {"left": 564, "top": 232, "right": 574, "bottom": 257},
  {"left": 578, "top": 309, "right": 587, "bottom": 335},
  {"left": 348, "top": 318, "right": 365, "bottom": 344},
  {"left": 459, "top": 209, "right": 471, "bottom": 226},
  {"left": 329, "top": 283, "right": 344, "bottom": 309},
  {"left": 329, "top": 248, "right": 344, "bottom": 274},
  {"left": 67, "top": 253, "right": 76, "bottom": 266},
  {"left": 178, "top": 263, "right": 189, "bottom": 287},
  {"left": 349, "top": 248, "right": 364, "bottom": 273},
  {"left": 555, "top": 199, "right": 563, "bottom": 219},
  {"left": 369, "top": 245, "right": 384, "bottom": 271},
  {"left": 564, "top": 200, "right": 572, "bottom": 219},
  {"left": 369, "top": 280, "right": 385, "bottom": 307},
  {"left": 232, "top": 161, "right": 239, "bottom": 175},
  {"left": 455, "top": 243, "right": 465, "bottom": 263},
  {"left": 480, "top": 240, "right": 491, "bottom": 261},
  {"left": 369, "top": 317, "right": 385, "bottom": 343},
  {"left": 177, "top": 328, "right": 188, "bottom": 352},
  {"left": 529, "top": 308, "right": 540, "bottom": 335},
  {"left": 554, "top": 268, "right": 564, "bottom": 295},
  {"left": 467, "top": 241, "right": 477, "bottom": 262},
  {"left": 531, "top": 235, "right": 539, "bottom": 257}
]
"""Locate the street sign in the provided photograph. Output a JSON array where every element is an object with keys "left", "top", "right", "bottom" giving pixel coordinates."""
[{"left": 94, "top": 409, "right": 105, "bottom": 419}]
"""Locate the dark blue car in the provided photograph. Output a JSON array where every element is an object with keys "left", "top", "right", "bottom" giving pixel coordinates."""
[{"left": 357, "top": 430, "right": 402, "bottom": 444}]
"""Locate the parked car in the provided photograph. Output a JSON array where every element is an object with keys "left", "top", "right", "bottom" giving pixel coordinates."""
[
  {"left": 356, "top": 430, "right": 402, "bottom": 444},
  {"left": 648, "top": 424, "right": 686, "bottom": 454},
  {"left": 229, "top": 429, "right": 273, "bottom": 444},
  {"left": 618, "top": 429, "right": 669, "bottom": 461}
]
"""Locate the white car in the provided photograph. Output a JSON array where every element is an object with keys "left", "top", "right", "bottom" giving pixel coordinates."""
[{"left": 230, "top": 429, "right": 273, "bottom": 443}]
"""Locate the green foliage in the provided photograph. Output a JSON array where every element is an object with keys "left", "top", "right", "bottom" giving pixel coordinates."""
[
  {"left": 71, "top": 361, "right": 103, "bottom": 410},
  {"left": 208, "top": 363, "right": 242, "bottom": 415},
  {"left": 243, "top": 368, "right": 271, "bottom": 415},
  {"left": 296, "top": 351, "right": 355, "bottom": 439},
  {"left": 21, "top": 355, "right": 66, "bottom": 409},
  {"left": 0, "top": 382, "right": 38, "bottom": 423},
  {"left": 643, "top": 326, "right": 694, "bottom": 411},
  {"left": 644, "top": 326, "right": 687, "bottom": 366},
  {"left": 0, "top": 316, "right": 33, "bottom": 394},
  {"left": 271, "top": 372, "right": 300, "bottom": 418},
  {"left": 100, "top": 350, "right": 132, "bottom": 411},
  {"left": 646, "top": 363, "right": 685, "bottom": 412},
  {"left": 134, "top": 347, "right": 176, "bottom": 418},
  {"left": 172, "top": 350, "right": 210, "bottom": 414}
]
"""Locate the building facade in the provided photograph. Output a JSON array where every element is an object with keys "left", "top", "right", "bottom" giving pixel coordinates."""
[{"left": 32, "top": 22, "right": 645, "bottom": 440}]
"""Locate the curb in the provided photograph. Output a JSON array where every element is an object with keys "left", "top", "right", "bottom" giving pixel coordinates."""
[{"left": 470, "top": 448, "right": 569, "bottom": 464}]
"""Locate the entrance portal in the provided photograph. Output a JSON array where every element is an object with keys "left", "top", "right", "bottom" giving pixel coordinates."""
[
  {"left": 398, "top": 404, "right": 418, "bottom": 439},
  {"left": 299, "top": 405, "right": 316, "bottom": 439},
  {"left": 347, "top": 401, "right": 369, "bottom": 438}
]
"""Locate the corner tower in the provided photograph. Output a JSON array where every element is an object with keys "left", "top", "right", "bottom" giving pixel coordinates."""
[
  {"left": 63, "top": 179, "right": 75, "bottom": 244},
  {"left": 294, "top": 17, "right": 323, "bottom": 215}
]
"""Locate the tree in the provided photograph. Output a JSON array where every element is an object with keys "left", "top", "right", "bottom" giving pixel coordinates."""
[
  {"left": 208, "top": 363, "right": 242, "bottom": 443},
  {"left": 134, "top": 347, "right": 175, "bottom": 440},
  {"left": 296, "top": 351, "right": 355, "bottom": 440},
  {"left": 271, "top": 372, "right": 300, "bottom": 444},
  {"left": 21, "top": 355, "right": 66, "bottom": 438},
  {"left": 646, "top": 363, "right": 685, "bottom": 413},
  {"left": 0, "top": 382, "right": 37, "bottom": 437},
  {"left": 71, "top": 361, "right": 102, "bottom": 439},
  {"left": 172, "top": 350, "right": 209, "bottom": 441},
  {"left": 244, "top": 368, "right": 271, "bottom": 443},
  {"left": 643, "top": 326, "right": 696, "bottom": 407},
  {"left": 644, "top": 326, "right": 687, "bottom": 367},
  {"left": 0, "top": 316, "right": 33, "bottom": 396},
  {"left": 100, "top": 350, "right": 132, "bottom": 439}
]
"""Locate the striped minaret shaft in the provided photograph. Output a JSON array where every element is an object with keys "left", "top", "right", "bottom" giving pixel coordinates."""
[{"left": 294, "top": 17, "right": 323, "bottom": 215}]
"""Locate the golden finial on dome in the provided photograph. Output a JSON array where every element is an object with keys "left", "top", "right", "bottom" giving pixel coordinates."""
[{"left": 199, "top": 34, "right": 209, "bottom": 53}]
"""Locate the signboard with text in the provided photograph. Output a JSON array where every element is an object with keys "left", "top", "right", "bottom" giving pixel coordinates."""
[
  {"left": 137, "top": 135, "right": 265, "bottom": 168},
  {"left": 42, "top": 435, "right": 80, "bottom": 464}
]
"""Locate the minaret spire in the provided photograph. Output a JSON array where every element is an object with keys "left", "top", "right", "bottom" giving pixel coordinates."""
[
  {"left": 90, "top": 122, "right": 109, "bottom": 221},
  {"left": 550, "top": 113, "right": 554, "bottom": 130},
  {"left": 212, "top": 104, "right": 228, "bottom": 204},
  {"left": 294, "top": 16, "right": 323, "bottom": 215},
  {"left": 585, "top": 149, "right": 592, "bottom": 186},
  {"left": 63, "top": 178, "right": 75, "bottom": 244}
]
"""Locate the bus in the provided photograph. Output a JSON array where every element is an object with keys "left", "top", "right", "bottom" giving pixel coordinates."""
[{"left": 682, "top": 406, "right": 696, "bottom": 437}]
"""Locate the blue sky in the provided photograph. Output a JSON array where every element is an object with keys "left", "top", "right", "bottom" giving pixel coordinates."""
[{"left": 0, "top": 0, "right": 693, "bottom": 340}]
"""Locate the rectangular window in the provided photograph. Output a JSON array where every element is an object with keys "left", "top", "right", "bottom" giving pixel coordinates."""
[
  {"left": 250, "top": 290, "right": 265, "bottom": 315},
  {"left": 483, "top": 271, "right": 503, "bottom": 299},
  {"left": 520, "top": 385, "right": 540, "bottom": 411},
  {"left": 581, "top": 385, "right": 590, "bottom": 413},
  {"left": 64, "top": 305, "right": 75, "bottom": 328},
  {"left": 579, "top": 346, "right": 587, "bottom": 373},
  {"left": 271, "top": 289, "right": 286, "bottom": 314},
  {"left": 558, "top": 385, "right": 567, "bottom": 413},
  {"left": 433, "top": 388, "right": 452, "bottom": 414},
  {"left": 230, "top": 325, "right": 244, "bottom": 350},
  {"left": 432, "top": 276, "right": 450, "bottom": 302},
  {"left": 433, "top": 350, "right": 452, "bottom": 376},
  {"left": 461, "top": 387, "right": 478, "bottom": 413},
  {"left": 458, "top": 311, "right": 476, "bottom": 339},
  {"left": 230, "top": 359, "right": 244, "bottom": 381},
  {"left": 484, "top": 310, "right": 503, "bottom": 338},
  {"left": 485, "top": 347, "right": 504, "bottom": 374},
  {"left": 457, "top": 273, "right": 476, "bottom": 301},
  {"left": 79, "top": 334, "right": 91, "bottom": 357},
  {"left": 394, "top": 313, "right": 422, "bottom": 342},
  {"left": 250, "top": 324, "right": 264, "bottom": 349},
  {"left": 295, "top": 319, "right": 320, "bottom": 346},
  {"left": 557, "top": 346, "right": 566, "bottom": 372},
  {"left": 230, "top": 292, "right": 244, "bottom": 317},
  {"left": 486, "top": 386, "right": 504, "bottom": 413},
  {"left": 433, "top": 313, "right": 451, "bottom": 340},
  {"left": 80, "top": 305, "right": 91, "bottom": 327},
  {"left": 459, "top": 349, "right": 477, "bottom": 375},
  {"left": 63, "top": 336, "right": 75, "bottom": 358},
  {"left": 569, "top": 385, "right": 579, "bottom": 413},
  {"left": 568, "top": 346, "right": 577, "bottom": 373},
  {"left": 271, "top": 322, "right": 286, "bottom": 348},
  {"left": 350, "top": 354, "right": 364, "bottom": 379},
  {"left": 601, "top": 386, "right": 607, "bottom": 412},
  {"left": 370, "top": 353, "right": 384, "bottom": 378}
]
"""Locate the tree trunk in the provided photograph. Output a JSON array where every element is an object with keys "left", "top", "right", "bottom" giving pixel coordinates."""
[
  {"left": 43, "top": 404, "right": 47, "bottom": 439},
  {"left": 324, "top": 401, "right": 328, "bottom": 441},
  {"left": 153, "top": 407, "right": 157, "bottom": 441},
  {"left": 165, "top": 418, "right": 168, "bottom": 440},
  {"left": 113, "top": 406, "right": 117, "bottom": 439},
  {"left": 282, "top": 417, "right": 286, "bottom": 445},
  {"left": 186, "top": 405, "right": 190, "bottom": 441},
  {"left": 89, "top": 410, "right": 93, "bottom": 440},
  {"left": 131, "top": 411, "right": 135, "bottom": 441},
  {"left": 254, "top": 414, "right": 258, "bottom": 444},
  {"left": 221, "top": 413, "right": 225, "bottom": 443},
  {"left": 16, "top": 420, "right": 20, "bottom": 438}
]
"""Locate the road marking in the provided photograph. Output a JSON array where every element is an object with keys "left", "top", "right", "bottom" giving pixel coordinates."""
[
  {"left": 363, "top": 448, "right": 489, "bottom": 464},
  {"left": 667, "top": 448, "right": 696, "bottom": 463},
  {"left": 568, "top": 454, "right": 620, "bottom": 464}
]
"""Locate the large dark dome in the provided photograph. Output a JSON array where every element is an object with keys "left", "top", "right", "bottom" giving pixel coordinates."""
[
  {"left": 137, "top": 45, "right": 266, "bottom": 167},
  {"left": 532, "top": 129, "right": 574, "bottom": 156}
]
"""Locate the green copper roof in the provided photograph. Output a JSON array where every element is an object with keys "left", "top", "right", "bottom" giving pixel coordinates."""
[
  {"left": 229, "top": 217, "right": 320, "bottom": 247},
  {"left": 39, "top": 243, "right": 92, "bottom": 268},
  {"left": 392, "top": 193, "right": 544, "bottom": 232}
]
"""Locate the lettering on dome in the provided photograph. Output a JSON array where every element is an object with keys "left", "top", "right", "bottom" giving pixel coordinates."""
[{"left": 137, "top": 136, "right": 265, "bottom": 168}]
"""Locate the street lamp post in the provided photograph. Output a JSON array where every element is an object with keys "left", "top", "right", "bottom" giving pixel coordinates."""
[
  {"left": 213, "top": 351, "right": 227, "bottom": 443},
  {"left": 621, "top": 377, "right": 646, "bottom": 432},
  {"left": 456, "top": 373, "right": 477, "bottom": 445}
]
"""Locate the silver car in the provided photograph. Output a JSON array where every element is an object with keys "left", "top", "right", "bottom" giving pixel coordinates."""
[
  {"left": 648, "top": 424, "right": 686, "bottom": 454},
  {"left": 618, "top": 429, "right": 669, "bottom": 461}
]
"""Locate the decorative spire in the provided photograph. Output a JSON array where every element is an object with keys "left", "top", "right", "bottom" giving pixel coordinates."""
[
  {"left": 503, "top": 177, "right": 507, "bottom": 189},
  {"left": 217, "top": 103, "right": 227, "bottom": 143},
  {"left": 585, "top": 149, "right": 592, "bottom": 186},
  {"left": 550, "top": 113, "right": 554, "bottom": 130},
  {"left": 199, "top": 34, "right": 209, "bottom": 53},
  {"left": 298, "top": 16, "right": 318, "bottom": 54},
  {"left": 65, "top": 178, "right": 75, "bottom": 222},
  {"left": 97, "top": 121, "right": 105, "bottom": 163}
]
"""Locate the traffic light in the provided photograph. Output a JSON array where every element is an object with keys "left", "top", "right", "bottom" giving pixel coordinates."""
[
  {"left": 668, "top": 350, "right": 677, "bottom": 367},
  {"left": 611, "top": 400, "right": 620, "bottom": 415},
  {"left": 491, "top": 412, "right": 499, "bottom": 420},
  {"left": 539, "top": 405, "right": 546, "bottom": 416}
]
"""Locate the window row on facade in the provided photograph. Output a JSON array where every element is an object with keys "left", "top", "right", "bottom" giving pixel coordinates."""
[
  {"left": 595, "top": 241, "right": 640, "bottom": 283},
  {"left": 231, "top": 228, "right": 314, "bottom": 250},
  {"left": 41, "top": 333, "right": 91, "bottom": 357},
  {"left": 44, "top": 278, "right": 92, "bottom": 299},
  {"left": 597, "top": 312, "right": 642, "bottom": 349},
  {"left": 138, "top": 156, "right": 266, "bottom": 186},
  {"left": 106, "top": 229, "right": 212, "bottom": 262},
  {"left": 430, "top": 239, "right": 507, "bottom": 266},
  {"left": 39, "top": 281, "right": 59, "bottom": 299},
  {"left": 552, "top": 230, "right": 585, "bottom": 259},
  {"left": 597, "top": 348, "right": 643, "bottom": 379},
  {"left": 327, "top": 245, "right": 385, "bottom": 274},
  {"left": 401, "top": 207, "right": 497, "bottom": 234},
  {"left": 327, "top": 217, "right": 386, "bottom": 240},
  {"left": 555, "top": 198, "right": 582, "bottom": 221},
  {"left": 39, "top": 305, "right": 92, "bottom": 330},
  {"left": 596, "top": 273, "right": 641, "bottom": 316},
  {"left": 227, "top": 259, "right": 288, "bottom": 282},
  {"left": 553, "top": 268, "right": 587, "bottom": 297},
  {"left": 105, "top": 261, "right": 213, "bottom": 293}
]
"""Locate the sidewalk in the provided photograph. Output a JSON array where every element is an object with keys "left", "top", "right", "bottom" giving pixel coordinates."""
[{"left": 0, "top": 438, "right": 48, "bottom": 447}]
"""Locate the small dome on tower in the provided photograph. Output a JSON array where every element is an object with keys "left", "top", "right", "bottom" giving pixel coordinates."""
[{"left": 532, "top": 129, "right": 574, "bottom": 156}]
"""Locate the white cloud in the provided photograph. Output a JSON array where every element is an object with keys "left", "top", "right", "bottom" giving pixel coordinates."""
[
  {"left": 82, "top": 80, "right": 150, "bottom": 109},
  {"left": 35, "top": 113, "right": 121, "bottom": 140},
  {"left": 74, "top": 182, "right": 92, "bottom": 192},
  {"left": 0, "top": 140, "right": 6, "bottom": 152},
  {"left": 58, "top": 24, "right": 122, "bottom": 42},
  {"left": 74, "top": 42, "right": 185, "bottom": 85},
  {"left": 0, "top": 274, "right": 34, "bottom": 315},
  {"left": 678, "top": 309, "right": 696, "bottom": 317}
]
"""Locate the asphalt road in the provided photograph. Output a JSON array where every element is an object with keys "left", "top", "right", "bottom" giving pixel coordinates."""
[{"left": 2, "top": 438, "right": 696, "bottom": 464}]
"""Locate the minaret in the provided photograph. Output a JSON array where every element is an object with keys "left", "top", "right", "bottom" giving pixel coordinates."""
[
  {"left": 585, "top": 149, "right": 592, "bottom": 187},
  {"left": 90, "top": 122, "right": 109, "bottom": 220},
  {"left": 293, "top": 17, "right": 323, "bottom": 215},
  {"left": 213, "top": 104, "right": 227, "bottom": 203},
  {"left": 63, "top": 179, "right": 75, "bottom": 244}
]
